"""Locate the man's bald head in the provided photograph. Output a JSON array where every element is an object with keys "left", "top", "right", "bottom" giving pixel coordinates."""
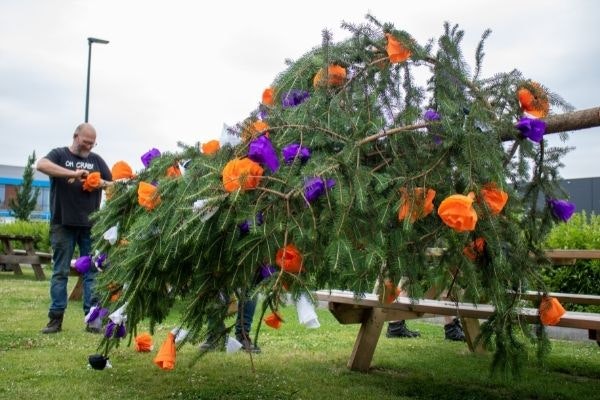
[{"left": 71, "top": 123, "right": 97, "bottom": 157}]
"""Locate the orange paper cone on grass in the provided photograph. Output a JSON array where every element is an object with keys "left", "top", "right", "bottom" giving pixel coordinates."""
[
  {"left": 153, "top": 332, "right": 176, "bottom": 370},
  {"left": 135, "top": 332, "right": 153, "bottom": 352}
]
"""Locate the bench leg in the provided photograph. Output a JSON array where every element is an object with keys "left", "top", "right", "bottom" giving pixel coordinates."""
[
  {"left": 31, "top": 263, "right": 46, "bottom": 280},
  {"left": 461, "top": 317, "right": 485, "bottom": 353},
  {"left": 69, "top": 275, "right": 83, "bottom": 301},
  {"left": 348, "top": 308, "right": 386, "bottom": 372}
]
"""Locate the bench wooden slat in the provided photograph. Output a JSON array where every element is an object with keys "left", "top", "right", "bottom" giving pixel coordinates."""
[
  {"left": 315, "top": 291, "right": 600, "bottom": 330},
  {"left": 519, "top": 291, "right": 600, "bottom": 305}
]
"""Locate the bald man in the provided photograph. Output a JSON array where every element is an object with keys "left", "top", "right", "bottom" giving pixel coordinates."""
[{"left": 37, "top": 123, "right": 112, "bottom": 334}]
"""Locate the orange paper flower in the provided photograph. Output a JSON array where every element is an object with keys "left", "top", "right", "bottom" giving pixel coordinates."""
[
  {"left": 313, "top": 64, "right": 347, "bottom": 87},
  {"left": 201, "top": 140, "right": 220, "bottom": 155},
  {"left": 517, "top": 81, "right": 549, "bottom": 118},
  {"left": 138, "top": 181, "right": 161, "bottom": 211},
  {"left": 166, "top": 165, "right": 182, "bottom": 178},
  {"left": 222, "top": 158, "right": 264, "bottom": 192},
  {"left": 134, "top": 332, "right": 153, "bottom": 352},
  {"left": 242, "top": 120, "right": 270, "bottom": 141},
  {"left": 463, "top": 237, "right": 486, "bottom": 261},
  {"left": 264, "top": 312, "right": 283, "bottom": 329},
  {"left": 262, "top": 87, "right": 274, "bottom": 106},
  {"left": 382, "top": 279, "right": 401, "bottom": 304},
  {"left": 153, "top": 332, "right": 176, "bottom": 370},
  {"left": 438, "top": 193, "right": 478, "bottom": 232},
  {"left": 275, "top": 244, "right": 303, "bottom": 273},
  {"left": 480, "top": 183, "right": 508, "bottom": 215},
  {"left": 111, "top": 161, "right": 134, "bottom": 180},
  {"left": 398, "top": 187, "right": 436, "bottom": 222},
  {"left": 385, "top": 33, "right": 412, "bottom": 63},
  {"left": 82, "top": 172, "right": 102, "bottom": 192},
  {"left": 539, "top": 296, "right": 566, "bottom": 326}
]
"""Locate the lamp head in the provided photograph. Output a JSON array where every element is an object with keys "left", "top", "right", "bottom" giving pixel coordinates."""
[{"left": 88, "top": 37, "right": 109, "bottom": 45}]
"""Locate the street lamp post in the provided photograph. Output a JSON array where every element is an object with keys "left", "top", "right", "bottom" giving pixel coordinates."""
[{"left": 85, "top": 37, "right": 109, "bottom": 122}]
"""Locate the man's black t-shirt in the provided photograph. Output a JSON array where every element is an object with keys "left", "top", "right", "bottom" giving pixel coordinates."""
[{"left": 45, "top": 147, "right": 112, "bottom": 227}]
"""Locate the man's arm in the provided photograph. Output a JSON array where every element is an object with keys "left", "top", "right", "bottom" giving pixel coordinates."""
[{"left": 36, "top": 157, "right": 89, "bottom": 180}]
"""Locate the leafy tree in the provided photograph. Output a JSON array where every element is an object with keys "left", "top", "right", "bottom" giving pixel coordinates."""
[{"left": 9, "top": 151, "right": 40, "bottom": 221}]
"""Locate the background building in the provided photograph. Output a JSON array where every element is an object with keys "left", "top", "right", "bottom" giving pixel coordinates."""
[{"left": 0, "top": 164, "right": 50, "bottom": 221}]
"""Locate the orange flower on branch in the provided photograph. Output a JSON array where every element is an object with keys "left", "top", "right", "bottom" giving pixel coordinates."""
[
  {"left": 382, "top": 279, "right": 401, "bottom": 304},
  {"left": 242, "top": 120, "right": 270, "bottom": 141},
  {"left": 517, "top": 81, "right": 549, "bottom": 118},
  {"left": 166, "top": 164, "right": 182, "bottom": 178},
  {"left": 137, "top": 181, "right": 161, "bottom": 211},
  {"left": 222, "top": 158, "right": 264, "bottom": 192},
  {"left": 398, "top": 187, "right": 436, "bottom": 222},
  {"left": 313, "top": 64, "right": 346, "bottom": 87},
  {"left": 82, "top": 172, "right": 102, "bottom": 192},
  {"left": 463, "top": 237, "right": 486, "bottom": 261},
  {"left": 275, "top": 243, "right": 303, "bottom": 273},
  {"left": 385, "top": 33, "right": 412, "bottom": 63},
  {"left": 262, "top": 87, "right": 274, "bottom": 106},
  {"left": 480, "top": 183, "right": 508, "bottom": 215},
  {"left": 201, "top": 140, "right": 220, "bottom": 155},
  {"left": 111, "top": 161, "right": 135, "bottom": 180},
  {"left": 264, "top": 312, "right": 283, "bottom": 329},
  {"left": 438, "top": 192, "right": 478, "bottom": 232},
  {"left": 539, "top": 296, "right": 566, "bottom": 325}
]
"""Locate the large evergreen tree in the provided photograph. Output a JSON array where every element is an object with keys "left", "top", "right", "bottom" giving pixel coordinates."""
[
  {"left": 9, "top": 151, "right": 40, "bottom": 221},
  {"left": 91, "top": 16, "right": 576, "bottom": 375}
]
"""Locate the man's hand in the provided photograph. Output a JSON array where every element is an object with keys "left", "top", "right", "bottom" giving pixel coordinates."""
[{"left": 67, "top": 169, "right": 89, "bottom": 183}]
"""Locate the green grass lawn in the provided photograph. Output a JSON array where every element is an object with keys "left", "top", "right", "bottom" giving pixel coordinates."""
[{"left": 1, "top": 267, "right": 599, "bottom": 400}]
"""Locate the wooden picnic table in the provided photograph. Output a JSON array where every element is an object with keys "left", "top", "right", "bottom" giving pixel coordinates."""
[
  {"left": 315, "top": 249, "right": 600, "bottom": 372},
  {"left": 0, "top": 234, "right": 50, "bottom": 280}
]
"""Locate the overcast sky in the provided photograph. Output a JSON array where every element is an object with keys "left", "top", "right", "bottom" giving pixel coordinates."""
[{"left": 1, "top": 0, "right": 599, "bottom": 179}]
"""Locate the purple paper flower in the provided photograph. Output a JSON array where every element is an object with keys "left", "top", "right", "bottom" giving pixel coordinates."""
[
  {"left": 282, "top": 89, "right": 310, "bottom": 109},
  {"left": 105, "top": 321, "right": 127, "bottom": 339},
  {"left": 74, "top": 255, "right": 93, "bottom": 274},
  {"left": 424, "top": 109, "right": 441, "bottom": 121},
  {"left": 516, "top": 117, "right": 546, "bottom": 143},
  {"left": 86, "top": 306, "right": 109, "bottom": 324},
  {"left": 304, "top": 177, "right": 336, "bottom": 204},
  {"left": 548, "top": 198, "right": 576, "bottom": 222},
  {"left": 238, "top": 212, "right": 264, "bottom": 235},
  {"left": 95, "top": 253, "right": 108, "bottom": 269},
  {"left": 282, "top": 143, "right": 311, "bottom": 164},
  {"left": 259, "top": 264, "right": 276, "bottom": 280},
  {"left": 432, "top": 135, "right": 443, "bottom": 145},
  {"left": 104, "top": 321, "right": 116, "bottom": 338},
  {"left": 141, "top": 148, "right": 161, "bottom": 168},
  {"left": 248, "top": 135, "right": 280, "bottom": 172}
]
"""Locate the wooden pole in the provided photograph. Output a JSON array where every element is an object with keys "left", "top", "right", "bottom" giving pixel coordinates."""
[{"left": 545, "top": 106, "right": 600, "bottom": 134}]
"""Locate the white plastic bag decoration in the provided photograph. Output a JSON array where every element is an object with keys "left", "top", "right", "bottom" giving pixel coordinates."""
[
  {"left": 103, "top": 225, "right": 118, "bottom": 245},
  {"left": 192, "top": 199, "right": 219, "bottom": 222},
  {"left": 108, "top": 303, "right": 128, "bottom": 325},
  {"left": 295, "top": 293, "right": 321, "bottom": 328},
  {"left": 226, "top": 336, "right": 243, "bottom": 353},
  {"left": 171, "top": 327, "right": 189, "bottom": 344}
]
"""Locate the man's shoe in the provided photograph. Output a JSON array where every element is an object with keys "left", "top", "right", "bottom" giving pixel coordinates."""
[
  {"left": 444, "top": 318, "right": 466, "bottom": 341},
  {"left": 236, "top": 332, "right": 261, "bottom": 354},
  {"left": 386, "top": 320, "right": 420, "bottom": 338},
  {"left": 199, "top": 335, "right": 223, "bottom": 352},
  {"left": 41, "top": 316, "right": 63, "bottom": 334}
]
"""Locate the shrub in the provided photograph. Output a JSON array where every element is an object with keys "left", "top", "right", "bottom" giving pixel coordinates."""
[
  {"left": 542, "top": 211, "right": 600, "bottom": 312},
  {"left": 0, "top": 220, "right": 50, "bottom": 253}
]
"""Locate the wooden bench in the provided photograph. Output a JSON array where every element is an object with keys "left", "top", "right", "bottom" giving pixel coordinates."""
[
  {"left": 0, "top": 234, "right": 50, "bottom": 280},
  {"left": 315, "top": 290, "right": 600, "bottom": 372},
  {"left": 315, "top": 249, "right": 600, "bottom": 372}
]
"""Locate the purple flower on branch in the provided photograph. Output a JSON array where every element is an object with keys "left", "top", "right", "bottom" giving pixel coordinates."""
[
  {"left": 516, "top": 117, "right": 546, "bottom": 143},
  {"left": 248, "top": 135, "right": 280, "bottom": 172},
  {"left": 238, "top": 212, "right": 264, "bottom": 235},
  {"left": 304, "top": 177, "right": 336, "bottom": 204},
  {"left": 259, "top": 264, "right": 276, "bottom": 280},
  {"left": 423, "top": 109, "right": 441, "bottom": 121},
  {"left": 141, "top": 148, "right": 161, "bottom": 168},
  {"left": 282, "top": 143, "right": 311, "bottom": 165},
  {"left": 282, "top": 89, "right": 310, "bottom": 109},
  {"left": 74, "top": 255, "right": 93, "bottom": 274},
  {"left": 548, "top": 198, "right": 576, "bottom": 222}
]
